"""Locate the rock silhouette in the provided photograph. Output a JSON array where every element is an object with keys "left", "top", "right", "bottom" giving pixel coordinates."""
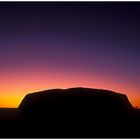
[
  {"left": 0, "top": 87, "right": 140, "bottom": 138},
  {"left": 19, "top": 87, "right": 133, "bottom": 115}
]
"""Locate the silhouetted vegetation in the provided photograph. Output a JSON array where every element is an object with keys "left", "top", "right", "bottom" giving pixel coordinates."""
[{"left": 0, "top": 87, "right": 140, "bottom": 138}]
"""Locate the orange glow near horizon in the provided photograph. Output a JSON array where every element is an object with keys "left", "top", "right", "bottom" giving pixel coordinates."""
[{"left": 0, "top": 69, "right": 140, "bottom": 108}]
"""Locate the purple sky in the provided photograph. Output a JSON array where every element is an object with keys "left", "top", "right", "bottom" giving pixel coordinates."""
[{"left": 0, "top": 2, "right": 140, "bottom": 107}]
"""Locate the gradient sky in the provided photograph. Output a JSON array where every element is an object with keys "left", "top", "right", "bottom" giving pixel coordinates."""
[{"left": 0, "top": 2, "right": 140, "bottom": 108}]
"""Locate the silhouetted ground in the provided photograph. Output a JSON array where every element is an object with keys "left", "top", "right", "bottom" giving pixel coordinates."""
[{"left": 0, "top": 87, "right": 140, "bottom": 138}]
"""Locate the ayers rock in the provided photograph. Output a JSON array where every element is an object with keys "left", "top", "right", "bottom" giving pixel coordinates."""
[
  {"left": 18, "top": 87, "right": 134, "bottom": 115},
  {"left": 16, "top": 88, "right": 138, "bottom": 138},
  {"left": 1, "top": 87, "right": 140, "bottom": 138}
]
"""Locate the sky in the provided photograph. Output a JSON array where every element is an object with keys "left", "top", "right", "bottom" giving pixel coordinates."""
[{"left": 0, "top": 2, "right": 140, "bottom": 108}]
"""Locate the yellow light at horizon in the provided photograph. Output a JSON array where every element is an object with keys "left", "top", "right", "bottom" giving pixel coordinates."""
[
  {"left": 0, "top": 88, "right": 139, "bottom": 108},
  {"left": 0, "top": 95, "right": 24, "bottom": 108},
  {"left": 0, "top": 70, "right": 140, "bottom": 108}
]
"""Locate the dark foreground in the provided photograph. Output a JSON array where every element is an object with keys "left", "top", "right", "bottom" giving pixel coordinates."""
[{"left": 0, "top": 87, "right": 140, "bottom": 138}]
